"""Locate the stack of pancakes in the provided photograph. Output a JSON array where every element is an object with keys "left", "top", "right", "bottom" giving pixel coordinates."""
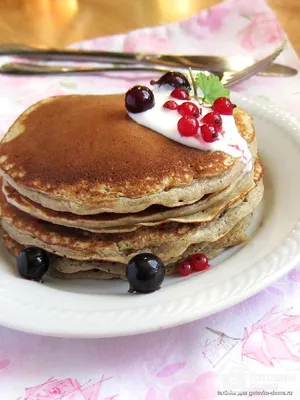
[{"left": 0, "top": 95, "right": 263, "bottom": 280}]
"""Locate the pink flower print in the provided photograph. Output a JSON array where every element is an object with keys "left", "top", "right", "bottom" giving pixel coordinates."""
[
  {"left": 0, "top": 358, "right": 10, "bottom": 371},
  {"left": 169, "top": 371, "right": 216, "bottom": 400},
  {"left": 179, "top": 17, "right": 206, "bottom": 40},
  {"left": 145, "top": 387, "right": 157, "bottom": 400},
  {"left": 23, "top": 376, "right": 116, "bottom": 400},
  {"left": 239, "top": 12, "right": 284, "bottom": 50},
  {"left": 24, "top": 378, "right": 81, "bottom": 400},
  {"left": 196, "top": 8, "right": 229, "bottom": 33},
  {"left": 123, "top": 32, "right": 170, "bottom": 53},
  {"left": 202, "top": 328, "right": 240, "bottom": 367},
  {"left": 287, "top": 267, "right": 300, "bottom": 282},
  {"left": 144, "top": 386, "right": 168, "bottom": 400},
  {"left": 156, "top": 362, "right": 186, "bottom": 378},
  {"left": 242, "top": 307, "right": 300, "bottom": 366},
  {"left": 265, "top": 285, "right": 284, "bottom": 296},
  {"left": 180, "top": 7, "right": 229, "bottom": 39}
]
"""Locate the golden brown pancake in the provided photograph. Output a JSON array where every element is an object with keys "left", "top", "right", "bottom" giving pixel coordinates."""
[
  {"left": 2, "top": 157, "right": 262, "bottom": 233},
  {"left": 0, "top": 95, "right": 256, "bottom": 214},
  {"left": 0, "top": 177, "right": 263, "bottom": 264},
  {"left": 3, "top": 214, "right": 251, "bottom": 279}
]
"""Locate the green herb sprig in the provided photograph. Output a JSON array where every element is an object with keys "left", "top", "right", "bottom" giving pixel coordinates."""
[{"left": 188, "top": 69, "right": 230, "bottom": 106}]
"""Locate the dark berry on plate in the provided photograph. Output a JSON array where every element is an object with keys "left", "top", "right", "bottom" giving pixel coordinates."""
[
  {"left": 171, "top": 88, "right": 190, "bottom": 100},
  {"left": 200, "top": 124, "right": 219, "bottom": 142},
  {"left": 212, "top": 97, "right": 233, "bottom": 115},
  {"left": 177, "top": 115, "right": 199, "bottom": 137},
  {"left": 126, "top": 253, "right": 165, "bottom": 294},
  {"left": 190, "top": 253, "right": 210, "bottom": 272},
  {"left": 202, "top": 112, "right": 222, "bottom": 131},
  {"left": 125, "top": 85, "right": 155, "bottom": 113},
  {"left": 163, "top": 100, "right": 178, "bottom": 110},
  {"left": 17, "top": 247, "right": 49, "bottom": 282},
  {"left": 178, "top": 260, "right": 192, "bottom": 277},
  {"left": 150, "top": 71, "right": 191, "bottom": 90},
  {"left": 178, "top": 102, "right": 201, "bottom": 118}
]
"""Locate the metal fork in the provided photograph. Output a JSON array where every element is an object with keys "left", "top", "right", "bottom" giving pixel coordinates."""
[
  {"left": 221, "top": 43, "right": 285, "bottom": 87},
  {"left": 0, "top": 44, "right": 285, "bottom": 88}
]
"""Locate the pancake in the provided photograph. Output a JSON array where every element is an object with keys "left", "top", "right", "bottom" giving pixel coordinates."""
[
  {"left": 3, "top": 214, "right": 251, "bottom": 279},
  {"left": 0, "top": 176, "right": 263, "bottom": 265},
  {"left": 0, "top": 95, "right": 256, "bottom": 215},
  {"left": 2, "top": 158, "right": 262, "bottom": 233}
]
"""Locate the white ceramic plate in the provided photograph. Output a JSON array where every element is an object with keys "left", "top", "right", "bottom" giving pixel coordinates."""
[{"left": 0, "top": 94, "right": 300, "bottom": 338}]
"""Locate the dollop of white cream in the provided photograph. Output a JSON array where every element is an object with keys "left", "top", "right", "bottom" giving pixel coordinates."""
[{"left": 128, "top": 86, "right": 252, "bottom": 170}]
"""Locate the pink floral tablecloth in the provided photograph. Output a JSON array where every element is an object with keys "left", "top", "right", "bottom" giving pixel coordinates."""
[{"left": 0, "top": 0, "right": 300, "bottom": 398}]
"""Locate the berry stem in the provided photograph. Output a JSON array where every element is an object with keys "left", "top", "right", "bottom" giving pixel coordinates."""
[{"left": 188, "top": 68, "right": 202, "bottom": 105}]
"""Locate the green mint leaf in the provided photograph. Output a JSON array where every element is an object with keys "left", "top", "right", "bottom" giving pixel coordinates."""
[{"left": 195, "top": 73, "right": 230, "bottom": 104}]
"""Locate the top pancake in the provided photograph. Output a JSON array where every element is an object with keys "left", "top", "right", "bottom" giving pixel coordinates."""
[{"left": 0, "top": 95, "right": 255, "bottom": 214}]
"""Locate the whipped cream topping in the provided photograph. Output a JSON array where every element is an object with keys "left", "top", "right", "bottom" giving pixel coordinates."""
[{"left": 128, "top": 86, "right": 252, "bottom": 171}]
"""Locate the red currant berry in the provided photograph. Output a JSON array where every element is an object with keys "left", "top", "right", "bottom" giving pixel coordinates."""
[
  {"left": 163, "top": 100, "right": 178, "bottom": 110},
  {"left": 200, "top": 124, "right": 219, "bottom": 142},
  {"left": 171, "top": 88, "right": 190, "bottom": 100},
  {"left": 178, "top": 260, "right": 192, "bottom": 277},
  {"left": 202, "top": 112, "right": 222, "bottom": 131},
  {"left": 212, "top": 97, "right": 233, "bottom": 115},
  {"left": 178, "top": 102, "right": 201, "bottom": 118},
  {"left": 190, "top": 253, "right": 209, "bottom": 272},
  {"left": 178, "top": 116, "right": 199, "bottom": 137}
]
